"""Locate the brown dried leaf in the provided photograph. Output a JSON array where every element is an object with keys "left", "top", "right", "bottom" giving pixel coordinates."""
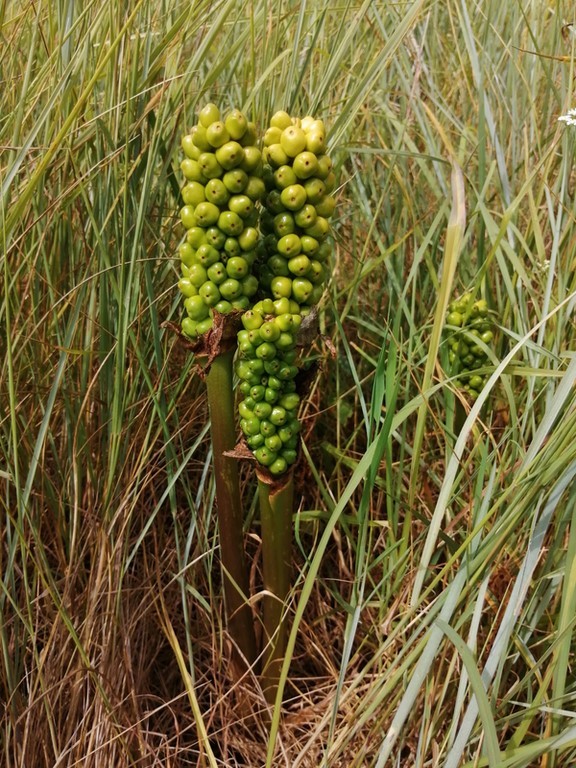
[
  {"left": 162, "top": 312, "right": 243, "bottom": 376},
  {"left": 223, "top": 439, "right": 256, "bottom": 461}
]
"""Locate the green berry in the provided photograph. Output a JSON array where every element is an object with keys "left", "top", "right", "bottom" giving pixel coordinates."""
[
  {"left": 219, "top": 278, "right": 243, "bottom": 300},
  {"left": 207, "top": 263, "right": 227, "bottom": 284},
  {"left": 218, "top": 210, "right": 244, "bottom": 236},
  {"left": 291, "top": 278, "right": 313, "bottom": 304},
  {"left": 215, "top": 141, "right": 245, "bottom": 169},
  {"left": 269, "top": 457, "right": 288, "bottom": 476},
  {"left": 274, "top": 165, "right": 298, "bottom": 189},
  {"left": 294, "top": 204, "right": 317, "bottom": 228},
  {"left": 199, "top": 281, "right": 221, "bottom": 306},
  {"left": 198, "top": 152, "right": 224, "bottom": 179},
  {"left": 199, "top": 103, "right": 220, "bottom": 128},
  {"left": 270, "top": 111, "right": 292, "bottom": 130},
  {"left": 254, "top": 446, "right": 277, "bottom": 466},
  {"left": 181, "top": 158, "right": 206, "bottom": 182},
  {"left": 226, "top": 256, "right": 249, "bottom": 279},
  {"left": 225, "top": 109, "right": 248, "bottom": 140},
  {"left": 223, "top": 169, "right": 248, "bottom": 193},
  {"left": 184, "top": 295, "right": 210, "bottom": 320},
  {"left": 292, "top": 151, "right": 319, "bottom": 179},
  {"left": 228, "top": 194, "right": 254, "bottom": 219},
  {"left": 280, "top": 184, "right": 307, "bottom": 211},
  {"left": 182, "top": 181, "right": 206, "bottom": 206},
  {"left": 266, "top": 143, "right": 289, "bottom": 167},
  {"left": 281, "top": 125, "right": 307, "bottom": 157},
  {"left": 206, "top": 121, "right": 230, "bottom": 148},
  {"left": 194, "top": 201, "right": 220, "bottom": 227},
  {"left": 180, "top": 205, "right": 197, "bottom": 229}
]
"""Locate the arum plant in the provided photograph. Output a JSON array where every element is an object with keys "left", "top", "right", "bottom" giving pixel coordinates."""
[
  {"left": 235, "top": 109, "right": 336, "bottom": 701},
  {"left": 174, "top": 104, "right": 337, "bottom": 699},
  {"left": 176, "top": 102, "right": 263, "bottom": 667},
  {"left": 445, "top": 293, "right": 497, "bottom": 431}
]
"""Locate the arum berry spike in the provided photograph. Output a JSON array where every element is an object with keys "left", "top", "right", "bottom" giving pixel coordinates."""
[
  {"left": 257, "top": 111, "right": 336, "bottom": 316},
  {"left": 236, "top": 298, "right": 302, "bottom": 476},
  {"left": 178, "top": 103, "right": 265, "bottom": 339},
  {"left": 446, "top": 293, "right": 495, "bottom": 401},
  {"left": 237, "top": 110, "right": 337, "bottom": 478}
]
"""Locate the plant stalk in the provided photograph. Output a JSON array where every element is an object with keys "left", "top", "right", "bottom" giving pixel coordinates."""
[
  {"left": 258, "top": 472, "right": 294, "bottom": 705},
  {"left": 205, "top": 348, "right": 257, "bottom": 668}
]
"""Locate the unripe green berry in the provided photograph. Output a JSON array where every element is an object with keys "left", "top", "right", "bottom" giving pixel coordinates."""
[
  {"left": 288, "top": 255, "right": 311, "bottom": 276},
  {"left": 195, "top": 243, "right": 220, "bottom": 267},
  {"left": 194, "top": 201, "right": 220, "bottom": 227},
  {"left": 265, "top": 435, "right": 283, "bottom": 452},
  {"left": 223, "top": 169, "right": 248, "bottom": 193},
  {"left": 271, "top": 276, "right": 293, "bottom": 299},
  {"left": 281, "top": 125, "right": 307, "bottom": 157},
  {"left": 205, "top": 227, "right": 227, "bottom": 249},
  {"left": 182, "top": 181, "right": 206, "bottom": 206},
  {"left": 184, "top": 294, "right": 210, "bottom": 320},
  {"left": 260, "top": 420, "right": 276, "bottom": 438},
  {"left": 254, "top": 446, "right": 278, "bottom": 466},
  {"left": 241, "top": 145, "right": 262, "bottom": 173},
  {"left": 191, "top": 124, "right": 211, "bottom": 151},
  {"left": 294, "top": 204, "right": 317, "bottom": 228},
  {"left": 185, "top": 227, "right": 207, "bottom": 249},
  {"left": 269, "top": 457, "right": 288, "bottom": 476},
  {"left": 225, "top": 256, "right": 249, "bottom": 279},
  {"left": 263, "top": 126, "right": 283, "bottom": 146},
  {"left": 277, "top": 234, "right": 301, "bottom": 257},
  {"left": 206, "top": 121, "right": 230, "bottom": 148},
  {"left": 198, "top": 152, "right": 224, "bottom": 179},
  {"left": 199, "top": 103, "right": 220, "bottom": 128},
  {"left": 207, "top": 262, "right": 227, "bottom": 284},
  {"left": 215, "top": 140, "right": 245, "bottom": 169},
  {"left": 280, "top": 184, "right": 307, "bottom": 211},
  {"left": 260, "top": 321, "right": 281, "bottom": 342},
  {"left": 291, "top": 278, "right": 314, "bottom": 304},
  {"left": 199, "top": 281, "right": 221, "bottom": 306},
  {"left": 292, "top": 151, "right": 319, "bottom": 179},
  {"left": 254, "top": 402, "right": 273, "bottom": 419},
  {"left": 270, "top": 111, "right": 292, "bottom": 130},
  {"left": 274, "top": 165, "right": 298, "bottom": 189},
  {"left": 214, "top": 300, "right": 233, "bottom": 314},
  {"left": 219, "top": 278, "right": 243, "bottom": 300},
  {"left": 274, "top": 212, "right": 296, "bottom": 237},
  {"left": 225, "top": 109, "right": 248, "bottom": 140},
  {"left": 266, "top": 143, "right": 289, "bottom": 167},
  {"left": 180, "top": 205, "right": 197, "bottom": 229},
  {"left": 181, "top": 158, "right": 206, "bottom": 182},
  {"left": 181, "top": 317, "right": 198, "bottom": 337},
  {"left": 228, "top": 194, "right": 254, "bottom": 219},
  {"left": 218, "top": 210, "right": 244, "bottom": 236}
]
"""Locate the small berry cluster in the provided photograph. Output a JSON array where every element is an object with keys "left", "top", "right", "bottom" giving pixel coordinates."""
[
  {"left": 446, "top": 294, "right": 494, "bottom": 400},
  {"left": 236, "top": 298, "right": 302, "bottom": 475},
  {"left": 257, "top": 110, "right": 336, "bottom": 311},
  {"left": 178, "top": 104, "right": 265, "bottom": 338}
]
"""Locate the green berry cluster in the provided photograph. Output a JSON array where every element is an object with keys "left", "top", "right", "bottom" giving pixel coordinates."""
[
  {"left": 236, "top": 298, "right": 303, "bottom": 476},
  {"left": 175, "top": 104, "right": 336, "bottom": 476},
  {"left": 257, "top": 110, "right": 336, "bottom": 310},
  {"left": 178, "top": 103, "right": 266, "bottom": 338},
  {"left": 446, "top": 294, "right": 494, "bottom": 399}
]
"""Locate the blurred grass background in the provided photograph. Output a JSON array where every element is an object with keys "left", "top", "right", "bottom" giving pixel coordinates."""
[{"left": 2, "top": 1, "right": 576, "bottom": 765}]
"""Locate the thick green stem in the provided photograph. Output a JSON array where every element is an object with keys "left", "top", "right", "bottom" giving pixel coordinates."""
[
  {"left": 205, "top": 349, "right": 257, "bottom": 668},
  {"left": 259, "top": 473, "right": 294, "bottom": 705}
]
